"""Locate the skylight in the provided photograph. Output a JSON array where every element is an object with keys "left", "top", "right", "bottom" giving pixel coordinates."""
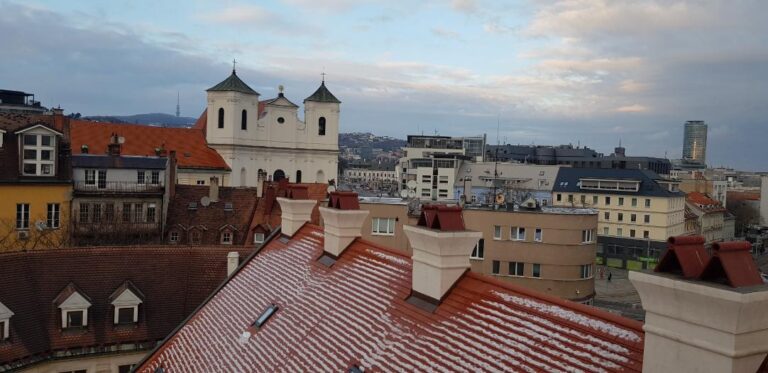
[{"left": 252, "top": 304, "right": 278, "bottom": 329}]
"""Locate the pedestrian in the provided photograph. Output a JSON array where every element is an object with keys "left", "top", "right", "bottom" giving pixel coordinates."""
[{"left": 607, "top": 271, "right": 613, "bottom": 282}]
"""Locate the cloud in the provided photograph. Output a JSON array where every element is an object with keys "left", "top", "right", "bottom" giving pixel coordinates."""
[
  {"left": 203, "top": 5, "right": 274, "bottom": 24},
  {"left": 431, "top": 27, "right": 462, "bottom": 41},
  {"left": 615, "top": 104, "right": 649, "bottom": 113},
  {"left": 451, "top": 0, "right": 477, "bottom": 14}
]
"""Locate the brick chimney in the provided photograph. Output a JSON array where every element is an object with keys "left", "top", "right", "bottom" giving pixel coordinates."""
[
  {"left": 276, "top": 185, "right": 316, "bottom": 237},
  {"left": 209, "top": 176, "right": 219, "bottom": 203},
  {"left": 318, "top": 192, "right": 368, "bottom": 258},
  {"left": 630, "top": 239, "right": 768, "bottom": 373},
  {"left": 107, "top": 133, "right": 122, "bottom": 156},
  {"left": 404, "top": 205, "right": 481, "bottom": 308},
  {"left": 227, "top": 251, "right": 239, "bottom": 276}
]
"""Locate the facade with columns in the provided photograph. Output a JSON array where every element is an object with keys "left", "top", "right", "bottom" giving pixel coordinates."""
[{"left": 204, "top": 69, "right": 340, "bottom": 188}]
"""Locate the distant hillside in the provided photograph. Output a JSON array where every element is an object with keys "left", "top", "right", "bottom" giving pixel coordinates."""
[
  {"left": 339, "top": 132, "right": 406, "bottom": 152},
  {"left": 83, "top": 113, "right": 196, "bottom": 127}
]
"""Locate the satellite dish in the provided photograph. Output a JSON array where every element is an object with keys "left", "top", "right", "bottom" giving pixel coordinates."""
[
  {"left": 200, "top": 196, "right": 211, "bottom": 207},
  {"left": 406, "top": 180, "right": 417, "bottom": 190},
  {"left": 399, "top": 189, "right": 409, "bottom": 198},
  {"left": 118, "top": 136, "right": 125, "bottom": 144},
  {"left": 35, "top": 220, "right": 47, "bottom": 231},
  {"left": 496, "top": 193, "right": 506, "bottom": 205},
  {"left": 407, "top": 190, "right": 417, "bottom": 198}
]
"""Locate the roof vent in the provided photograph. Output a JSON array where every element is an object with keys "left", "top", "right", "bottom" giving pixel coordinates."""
[
  {"left": 188, "top": 202, "right": 197, "bottom": 210},
  {"left": 656, "top": 236, "right": 709, "bottom": 278},
  {"left": 252, "top": 304, "right": 279, "bottom": 329}
]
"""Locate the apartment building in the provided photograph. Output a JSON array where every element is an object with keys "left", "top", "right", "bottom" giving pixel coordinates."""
[
  {"left": 454, "top": 162, "right": 562, "bottom": 206},
  {"left": 551, "top": 168, "right": 685, "bottom": 269},
  {"left": 686, "top": 192, "right": 726, "bottom": 245},
  {"left": 357, "top": 198, "right": 598, "bottom": 302}
]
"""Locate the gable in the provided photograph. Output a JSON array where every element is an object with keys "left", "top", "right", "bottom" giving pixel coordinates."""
[
  {"left": 111, "top": 289, "right": 143, "bottom": 307},
  {"left": 14, "top": 123, "right": 63, "bottom": 137},
  {"left": 0, "top": 301, "right": 13, "bottom": 320},
  {"left": 58, "top": 291, "right": 92, "bottom": 310}
]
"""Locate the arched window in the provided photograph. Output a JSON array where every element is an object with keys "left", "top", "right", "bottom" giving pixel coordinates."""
[
  {"left": 318, "top": 117, "right": 326, "bottom": 136},
  {"left": 241, "top": 110, "right": 247, "bottom": 130},
  {"left": 295, "top": 170, "right": 302, "bottom": 183},
  {"left": 273, "top": 169, "right": 286, "bottom": 182},
  {"left": 218, "top": 108, "right": 225, "bottom": 129}
]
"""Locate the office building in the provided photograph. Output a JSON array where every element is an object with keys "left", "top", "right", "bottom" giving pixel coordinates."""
[{"left": 682, "top": 120, "right": 708, "bottom": 165}]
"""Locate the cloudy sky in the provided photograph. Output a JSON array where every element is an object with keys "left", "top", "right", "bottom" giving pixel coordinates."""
[{"left": 1, "top": 0, "right": 766, "bottom": 170}]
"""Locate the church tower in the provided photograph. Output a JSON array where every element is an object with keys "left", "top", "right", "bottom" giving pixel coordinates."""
[
  {"left": 205, "top": 67, "right": 260, "bottom": 146},
  {"left": 304, "top": 79, "right": 340, "bottom": 152}
]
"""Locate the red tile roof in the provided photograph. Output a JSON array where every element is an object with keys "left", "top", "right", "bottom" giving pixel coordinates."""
[
  {"left": 136, "top": 224, "right": 645, "bottom": 372},
  {"left": 69, "top": 120, "right": 229, "bottom": 170},
  {"left": 0, "top": 246, "right": 251, "bottom": 370},
  {"left": 727, "top": 191, "right": 760, "bottom": 202},
  {"left": 686, "top": 192, "right": 725, "bottom": 212},
  {"left": 246, "top": 181, "right": 327, "bottom": 241}
]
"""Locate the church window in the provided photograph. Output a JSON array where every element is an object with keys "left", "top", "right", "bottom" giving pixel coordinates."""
[
  {"left": 318, "top": 117, "right": 326, "bottom": 136},
  {"left": 218, "top": 108, "right": 225, "bottom": 128},
  {"left": 277, "top": 117, "right": 285, "bottom": 124},
  {"left": 241, "top": 110, "right": 247, "bottom": 130},
  {"left": 296, "top": 170, "right": 302, "bottom": 183}
]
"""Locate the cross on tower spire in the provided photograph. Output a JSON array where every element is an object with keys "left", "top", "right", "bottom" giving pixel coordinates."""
[
  {"left": 232, "top": 59, "right": 237, "bottom": 74},
  {"left": 321, "top": 69, "right": 326, "bottom": 83}
]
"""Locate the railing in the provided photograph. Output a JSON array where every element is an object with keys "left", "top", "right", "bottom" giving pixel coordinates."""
[{"left": 74, "top": 181, "right": 164, "bottom": 193}]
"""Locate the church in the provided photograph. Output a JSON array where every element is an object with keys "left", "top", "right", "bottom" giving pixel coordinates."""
[{"left": 198, "top": 68, "right": 340, "bottom": 188}]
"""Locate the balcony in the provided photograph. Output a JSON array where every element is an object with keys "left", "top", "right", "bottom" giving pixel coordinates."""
[
  {"left": 73, "top": 221, "right": 161, "bottom": 234},
  {"left": 74, "top": 181, "right": 164, "bottom": 195}
]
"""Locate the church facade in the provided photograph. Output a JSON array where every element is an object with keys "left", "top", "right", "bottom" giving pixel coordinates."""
[{"left": 203, "top": 69, "right": 340, "bottom": 188}]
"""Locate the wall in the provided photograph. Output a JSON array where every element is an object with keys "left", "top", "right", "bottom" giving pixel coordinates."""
[
  {"left": 19, "top": 351, "right": 146, "bottom": 373},
  {"left": 358, "top": 202, "right": 415, "bottom": 254},
  {"left": 0, "top": 184, "right": 71, "bottom": 250},
  {"left": 176, "top": 169, "right": 229, "bottom": 186}
]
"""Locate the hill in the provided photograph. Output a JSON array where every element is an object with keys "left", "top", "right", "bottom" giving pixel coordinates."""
[{"left": 83, "top": 113, "right": 196, "bottom": 127}]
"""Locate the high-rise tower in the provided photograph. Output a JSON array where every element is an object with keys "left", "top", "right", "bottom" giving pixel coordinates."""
[
  {"left": 682, "top": 120, "right": 708, "bottom": 165},
  {"left": 176, "top": 92, "right": 180, "bottom": 117}
]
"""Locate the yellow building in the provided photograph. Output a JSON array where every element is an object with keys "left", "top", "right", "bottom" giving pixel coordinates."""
[
  {"left": 0, "top": 115, "right": 73, "bottom": 251},
  {"left": 551, "top": 168, "right": 685, "bottom": 269}
]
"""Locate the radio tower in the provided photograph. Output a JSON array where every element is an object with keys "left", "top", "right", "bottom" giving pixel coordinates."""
[{"left": 175, "top": 92, "right": 180, "bottom": 117}]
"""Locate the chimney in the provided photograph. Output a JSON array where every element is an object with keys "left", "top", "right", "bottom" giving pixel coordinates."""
[
  {"left": 209, "top": 176, "right": 219, "bottom": 202},
  {"left": 167, "top": 151, "right": 177, "bottom": 201},
  {"left": 52, "top": 106, "right": 64, "bottom": 116},
  {"left": 403, "top": 205, "right": 481, "bottom": 308},
  {"left": 227, "top": 251, "right": 239, "bottom": 276},
  {"left": 107, "top": 133, "right": 122, "bottom": 156},
  {"left": 630, "top": 239, "right": 768, "bottom": 373},
  {"left": 276, "top": 185, "right": 316, "bottom": 237},
  {"left": 318, "top": 192, "right": 369, "bottom": 258}
]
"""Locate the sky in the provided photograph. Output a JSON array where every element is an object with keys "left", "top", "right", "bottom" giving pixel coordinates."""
[{"left": 1, "top": 0, "right": 766, "bottom": 170}]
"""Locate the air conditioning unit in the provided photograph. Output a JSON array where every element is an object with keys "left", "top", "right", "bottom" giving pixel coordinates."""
[{"left": 17, "top": 231, "right": 29, "bottom": 240}]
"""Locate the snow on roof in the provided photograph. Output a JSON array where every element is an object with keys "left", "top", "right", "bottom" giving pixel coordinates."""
[{"left": 136, "top": 224, "right": 644, "bottom": 372}]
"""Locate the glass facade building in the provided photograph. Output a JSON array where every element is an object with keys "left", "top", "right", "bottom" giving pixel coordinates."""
[{"left": 683, "top": 121, "right": 708, "bottom": 165}]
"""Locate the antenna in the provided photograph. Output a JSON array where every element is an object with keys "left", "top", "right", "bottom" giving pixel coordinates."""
[
  {"left": 321, "top": 67, "right": 326, "bottom": 83},
  {"left": 232, "top": 59, "right": 237, "bottom": 73},
  {"left": 176, "top": 92, "right": 180, "bottom": 118}
]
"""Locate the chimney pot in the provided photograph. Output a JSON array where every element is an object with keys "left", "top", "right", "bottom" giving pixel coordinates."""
[
  {"left": 276, "top": 191, "right": 317, "bottom": 237},
  {"left": 319, "top": 192, "right": 368, "bottom": 257},
  {"left": 227, "top": 251, "right": 239, "bottom": 276}
]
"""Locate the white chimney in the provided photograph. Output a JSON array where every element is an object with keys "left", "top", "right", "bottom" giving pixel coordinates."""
[
  {"left": 319, "top": 192, "right": 368, "bottom": 257},
  {"left": 630, "top": 241, "right": 768, "bottom": 373},
  {"left": 209, "top": 176, "right": 219, "bottom": 202},
  {"left": 404, "top": 205, "right": 481, "bottom": 303},
  {"left": 276, "top": 197, "right": 317, "bottom": 237},
  {"left": 227, "top": 251, "right": 239, "bottom": 276}
]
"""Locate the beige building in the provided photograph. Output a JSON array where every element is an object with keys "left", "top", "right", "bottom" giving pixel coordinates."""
[
  {"left": 552, "top": 168, "right": 685, "bottom": 269},
  {"left": 686, "top": 192, "right": 726, "bottom": 245},
  {"left": 357, "top": 198, "right": 598, "bottom": 302}
]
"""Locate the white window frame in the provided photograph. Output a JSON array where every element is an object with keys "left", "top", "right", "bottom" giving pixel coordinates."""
[
  {"left": 47, "top": 203, "right": 60, "bottom": 229},
  {"left": 511, "top": 226, "right": 526, "bottom": 241},
  {"left": 0, "top": 301, "right": 14, "bottom": 340},
  {"left": 580, "top": 264, "right": 593, "bottom": 279},
  {"left": 254, "top": 232, "right": 265, "bottom": 244},
  {"left": 20, "top": 130, "right": 56, "bottom": 176},
  {"left": 169, "top": 231, "right": 179, "bottom": 243},
  {"left": 221, "top": 231, "right": 233, "bottom": 245},
  {"left": 582, "top": 229, "right": 594, "bottom": 243},
  {"left": 137, "top": 170, "right": 146, "bottom": 184},
  {"left": 509, "top": 262, "right": 524, "bottom": 276},
  {"left": 534, "top": 228, "right": 543, "bottom": 242},
  {"left": 150, "top": 171, "right": 160, "bottom": 185},
  {"left": 111, "top": 288, "right": 142, "bottom": 325},
  {"left": 470, "top": 239, "right": 484, "bottom": 259},
  {"left": 16, "top": 203, "right": 29, "bottom": 230},
  {"left": 58, "top": 292, "right": 91, "bottom": 328},
  {"left": 372, "top": 217, "right": 396, "bottom": 236},
  {"left": 115, "top": 306, "right": 138, "bottom": 325},
  {"left": 493, "top": 225, "right": 502, "bottom": 240}
]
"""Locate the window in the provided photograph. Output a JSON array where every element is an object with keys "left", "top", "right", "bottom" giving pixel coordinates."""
[
  {"left": 65, "top": 310, "right": 84, "bottom": 328},
  {"left": 318, "top": 117, "right": 326, "bottom": 136},
  {"left": 438, "top": 189, "right": 448, "bottom": 198},
  {"left": 630, "top": 214, "right": 637, "bottom": 223},
  {"left": 116, "top": 307, "right": 136, "bottom": 324},
  {"left": 137, "top": 170, "right": 146, "bottom": 184},
  {"left": 645, "top": 199, "right": 651, "bottom": 208},
  {"left": 170, "top": 231, "right": 179, "bottom": 243},
  {"left": 603, "top": 227, "right": 609, "bottom": 235},
  {"left": 105, "top": 203, "right": 115, "bottom": 222},
  {"left": 493, "top": 225, "right": 502, "bottom": 240},
  {"left": 618, "top": 197, "right": 624, "bottom": 206},
  {"left": 372, "top": 217, "right": 396, "bottom": 235},
  {"left": 631, "top": 198, "right": 637, "bottom": 207},
  {"left": 511, "top": 227, "right": 526, "bottom": 241},
  {"left": 241, "top": 109, "right": 248, "bottom": 130},
  {"left": 421, "top": 175, "right": 431, "bottom": 183},
  {"left": 221, "top": 231, "right": 233, "bottom": 244},
  {"left": 21, "top": 133, "right": 56, "bottom": 176},
  {"left": 438, "top": 175, "right": 449, "bottom": 184},
  {"left": 580, "top": 264, "right": 593, "bottom": 279},
  {"left": 196, "top": 180, "right": 205, "bottom": 185},
  {"left": 0, "top": 320, "right": 7, "bottom": 340},
  {"left": 85, "top": 169, "right": 95, "bottom": 185},
  {"left": 92, "top": 203, "right": 102, "bottom": 223},
  {"left": 146, "top": 203, "right": 156, "bottom": 223},
  {"left": 492, "top": 260, "right": 500, "bottom": 274},
  {"left": 630, "top": 229, "right": 636, "bottom": 238},
  {"left": 605, "top": 196, "right": 611, "bottom": 205},
  {"left": 644, "top": 214, "right": 650, "bottom": 224},
  {"left": 46, "top": 203, "right": 60, "bottom": 229},
  {"left": 190, "top": 230, "right": 201, "bottom": 244},
  {"left": 582, "top": 229, "right": 594, "bottom": 243},
  {"left": 218, "top": 108, "right": 224, "bottom": 128},
  {"left": 254, "top": 232, "right": 265, "bottom": 244},
  {"left": 470, "top": 239, "right": 484, "bottom": 259},
  {"left": 580, "top": 195, "right": 586, "bottom": 204},
  {"left": 643, "top": 230, "right": 650, "bottom": 239},
  {"left": 122, "top": 203, "right": 132, "bottom": 222},
  {"left": 592, "top": 196, "right": 598, "bottom": 205},
  {"left": 252, "top": 304, "right": 279, "bottom": 329},
  {"left": 134, "top": 203, "right": 143, "bottom": 223},
  {"left": 618, "top": 213, "right": 624, "bottom": 222},
  {"left": 151, "top": 171, "right": 160, "bottom": 185},
  {"left": 617, "top": 228, "right": 623, "bottom": 236},
  {"left": 604, "top": 212, "right": 610, "bottom": 220},
  {"left": 556, "top": 194, "right": 562, "bottom": 202},
  {"left": 534, "top": 228, "right": 543, "bottom": 242},
  {"left": 277, "top": 117, "right": 285, "bottom": 124},
  {"left": 532, "top": 264, "right": 541, "bottom": 278},
  {"left": 97, "top": 170, "right": 107, "bottom": 189},
  {"left": 567, "top": 194, "right": 573, "bottom": 203},
  {"left": 79, "top": 203, "right": 89, "bottom": 223},
  {"left": 421, "top": 189, "right": 431, "bottom": 197},
  {"left": 509, "top": 262, "right": 524, "bottom": 276}
]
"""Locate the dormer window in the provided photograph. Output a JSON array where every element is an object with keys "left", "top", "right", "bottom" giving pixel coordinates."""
[
  {"left": 18, "top": 126, "right": 60, "bottom": 176},
  {"left": 110, "top": 281, "right": 144, "bottom": 325},
  {"left": 0, "top": 301, "right": 14, "bottom": 340},
  {"left": 54, "top": 283, "right": 92, "bottom": 329},
  {"left": 221, "top": 231, "right": 233, "bottom": 245}
]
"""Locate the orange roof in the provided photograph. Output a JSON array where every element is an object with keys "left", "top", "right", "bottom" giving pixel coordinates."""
[
  {"left": 70, "top": 120, "right": 229, "bottom": 170},
  {"left": 686, "top": 192, "right": 724, "bottom": 212}
]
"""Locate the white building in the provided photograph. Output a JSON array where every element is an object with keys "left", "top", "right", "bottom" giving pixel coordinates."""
[
  {"left": 343, "top": 168, "right": 397, "bottom": 182},
  {"left": 204, "top": 70, "right": 340, "bottom": 188}
]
